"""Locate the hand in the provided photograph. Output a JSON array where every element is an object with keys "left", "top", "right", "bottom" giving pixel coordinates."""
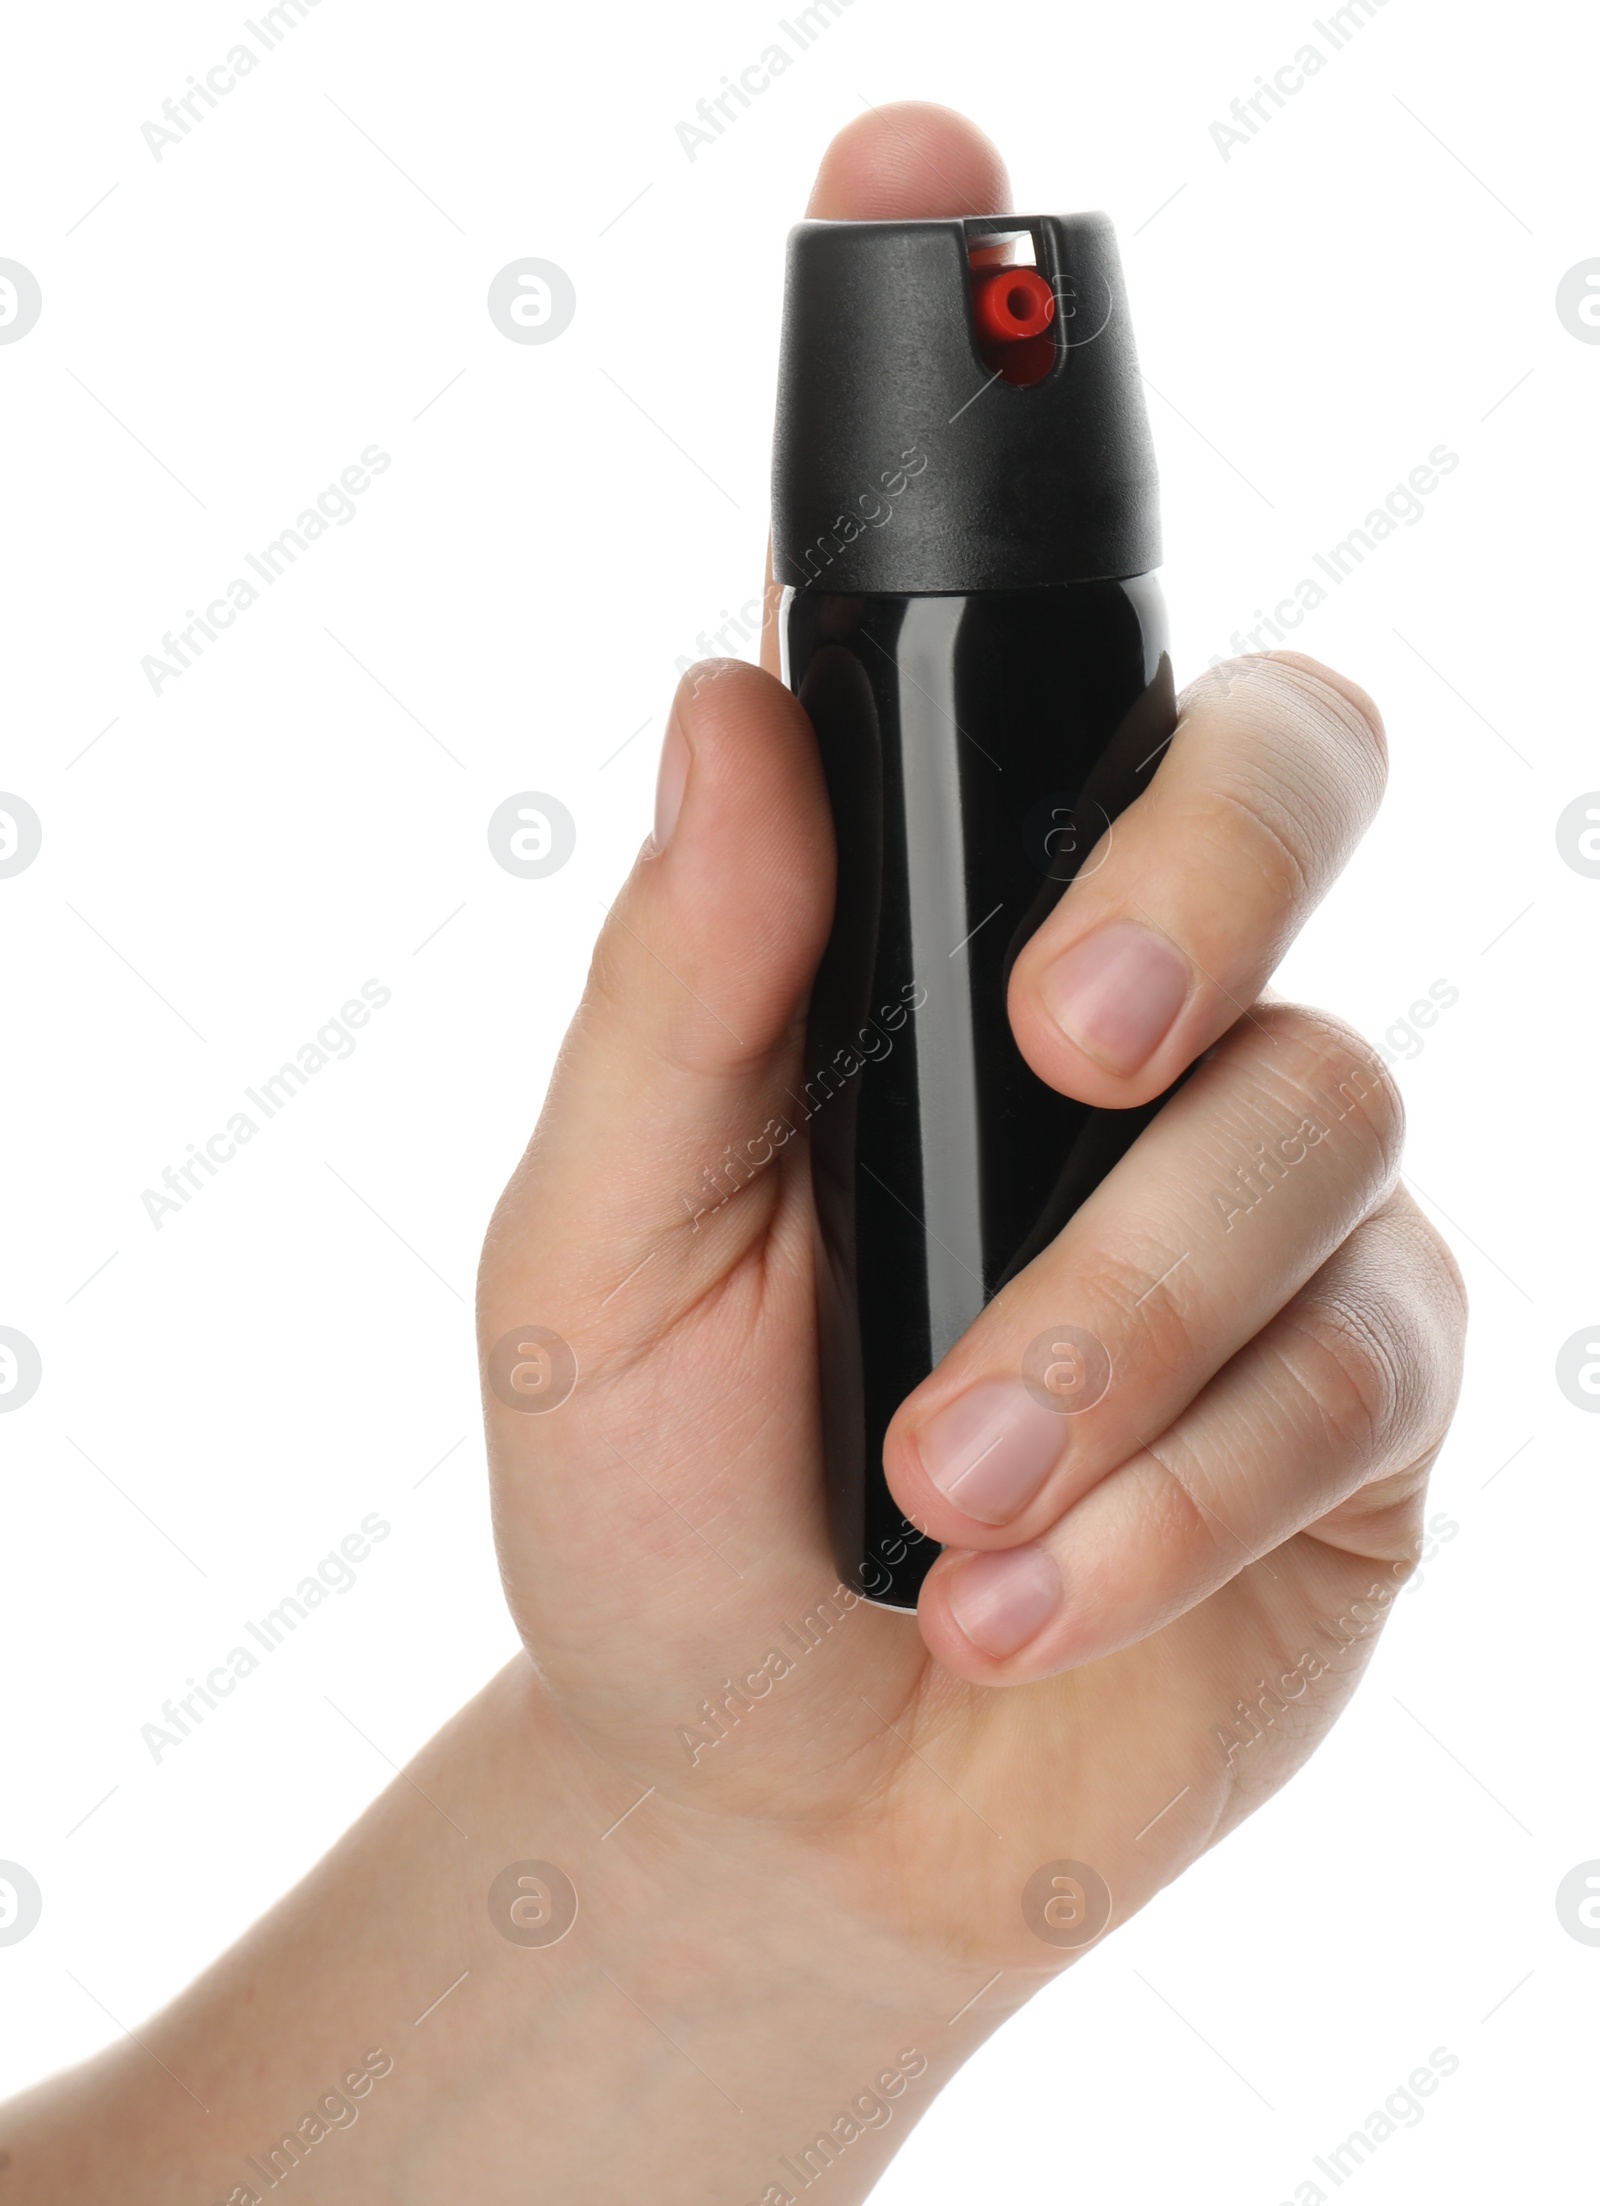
[
  {"left": 1, "top": 100, "right": 1469, "bottom": 2206},
  {"left": 477, "top": 103, "right": 1467, "bottom": 2012}
]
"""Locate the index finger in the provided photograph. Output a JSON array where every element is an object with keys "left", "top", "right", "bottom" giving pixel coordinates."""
[
  {"left": 1007, "top": 652, "right": 1388, "bottom": 1110},
  {"left": 759, "top": 103, "right": 1011, "bottom": 674}
]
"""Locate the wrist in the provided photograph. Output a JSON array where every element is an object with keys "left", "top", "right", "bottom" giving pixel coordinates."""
[
  {"left": 2, "top": 1658, "right": 1043, "bottom": 2206},
  {"left": 409, "top": 1659, "right": 1023, "bottom": 2204}
]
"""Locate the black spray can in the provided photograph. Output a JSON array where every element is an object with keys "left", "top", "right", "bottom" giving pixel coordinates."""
[{"left": 772, "top": 213, "right": 1176, "bottom": 1608}]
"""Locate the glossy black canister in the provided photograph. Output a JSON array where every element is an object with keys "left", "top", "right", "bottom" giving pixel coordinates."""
[{"left": 773, "top": 214, "right": 1175, "bottom": 1606}]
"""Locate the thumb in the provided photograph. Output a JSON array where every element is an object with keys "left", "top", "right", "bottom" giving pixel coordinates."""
[
  {"left": 484, "top": 657, "right": 833, "bottom": 1302},
  {"left": 477, "top": 659, "right": 838, "bottom": 1686}
]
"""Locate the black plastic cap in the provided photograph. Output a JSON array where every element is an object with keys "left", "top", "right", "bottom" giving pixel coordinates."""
[{"left": 772, "top": 214, "right": 1161, "bottom": 595}]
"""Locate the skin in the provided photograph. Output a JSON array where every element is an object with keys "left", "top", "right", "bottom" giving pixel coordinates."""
[{"left": 0, "top": 104, "right": 1465, "bottom": 2206}]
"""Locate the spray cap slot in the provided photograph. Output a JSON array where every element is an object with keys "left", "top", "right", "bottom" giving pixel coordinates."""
[{"left": 967, "top": 228, "right": 1038, "bottom": 269}]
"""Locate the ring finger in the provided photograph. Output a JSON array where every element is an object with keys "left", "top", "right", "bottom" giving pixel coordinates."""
[{"left": 916, "top": 1186, "right": 1466, "bottom": 1681}]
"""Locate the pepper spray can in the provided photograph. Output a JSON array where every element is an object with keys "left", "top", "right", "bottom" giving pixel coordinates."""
[{"left": 772, "top": 213, "right": 1176, "bottom": 1608}]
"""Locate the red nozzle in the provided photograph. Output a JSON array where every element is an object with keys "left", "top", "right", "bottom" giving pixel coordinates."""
[{"left": 973, "top": 266, "right": 1056, "bottom": 345}]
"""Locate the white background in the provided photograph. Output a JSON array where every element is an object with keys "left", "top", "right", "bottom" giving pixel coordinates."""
[{"left": 2, "top": 0, "right": 1596, "bottom": 2198}]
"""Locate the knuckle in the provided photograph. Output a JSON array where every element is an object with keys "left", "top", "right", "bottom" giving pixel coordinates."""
[
  {"left": 1276, "top": 1290, "right": 1403, "bottom": 1468},
  {"left": 1177, "top": 652, "right": 1388, "bottom": 855},
  {"left": 1404, "top": 1198, "right": 1471, "bottom": 1334},
  {"left": 1366, "top": 1196, "right": 1471, "bottom": 1418},
  {"left": 1254, "top": 1003, "right": 1407, "bottom": 1180},
  {"left": 1135, "top": 1431, "right": 1214, "bottom": 1550},
  {"left": 1201, "top": 777, "right": 1315, "bottom": 910},
  {"left": 584, "top": 920, "right": 632, "bottom": 1020},
  {"left": 1282, "top": 1204, "right": 1467, "bottom": 1475},
  {"left": 1257, "top": 652, "right": 1389, "bottom": 791},
  {"left": 1138, "top": 1427, "right": 1245, "bottom": 1577},
  {"left": 1081, "top": 1239, "right": 1201, "bottom": 1389}
]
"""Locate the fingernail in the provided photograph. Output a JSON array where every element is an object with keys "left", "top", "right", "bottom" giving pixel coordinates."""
[
  {"left": 946, "top": 1546, "right": 1060, "bottom": 1659},
  {"left": 914, "top": 1380, "right": 1064, "bottom": 1524},
  {"left": 1040, "top": 922, "right": 1190, "bottom": 1075},
  {"left": 650, "top": 712, "right": 690, "bottom": 854}
]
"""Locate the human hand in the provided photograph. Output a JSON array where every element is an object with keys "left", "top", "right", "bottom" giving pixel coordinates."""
[
  {"left": 0, "top": 100, "right": 1470, "bottom": 2206},
  {"left": 476, "top": 104, "right": 1467, "bottom": 2002}
]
